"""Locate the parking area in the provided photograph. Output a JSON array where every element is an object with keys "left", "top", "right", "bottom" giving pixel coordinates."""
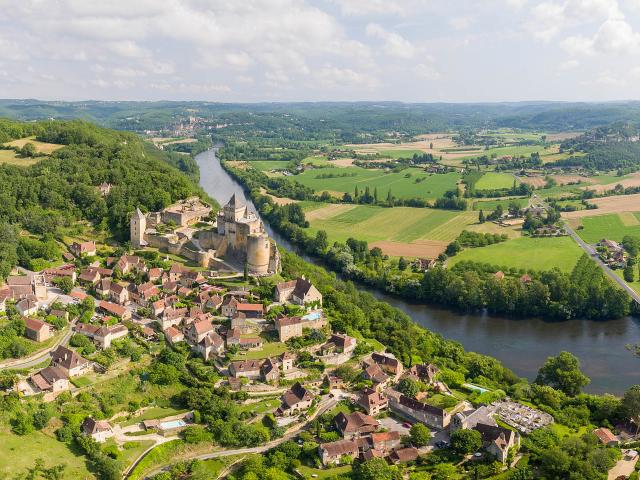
[{"left": 378, "top": 416, "right": 411, "bottom": 436}]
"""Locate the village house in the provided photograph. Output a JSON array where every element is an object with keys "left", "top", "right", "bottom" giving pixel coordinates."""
[
  {"left": 134, "top": 282, "right": 160, "bottom": 306},
  {"left": 334, "top": 412, "right": 380, "bottom": 438},
  {"left": 280, "top": 351, "right": 295, "bottom": 372},
  {"left": 403, "top": 363, "right": 439, "bottom": 385},
  {"left": 95, "top": 278, "right": 112, "bottom": 297},
  {"left": 29, "top": 366, "right": 69, "bottom": 394},
  {"left": 260, "top": 357, "right": 280, "bottom": 383},
  {"left": 362, "top": 362, "right": 390, "bottom": 389},
  {"left": 81, "top": 417, "right": 114, "bottom": 443},
  {"left": 320, "top": 333, "right": 356, "bottom": 355},
  {"left": 274, "top": 315, "right": 302, "bottom": 342},
  {"left": 24, "top": 317, "right": 52, "bottom": 342},
  {"left": 43, "top": 265, "right": 77, "bottom": 284},
  {"left": 152, "top": 299, "right": 166, "bottom": 317},
  {"left": 388, "top": 447, "right": 419, "bottom": 465},
  {"left": 220, "top": 296, "right": 239, "bottom": 317},
  {"left": 49, "top": 309, "right": 68, "bottom": 322},
  {"left": 148, "top": 267, "right": 163, "bottom": 282},
  {"left": 164, "top": 326, "right": 184, "bottom": 345},
  {"left": 387, "top": 389, "right": 462, "bottom": 430},
  {"left": 325, "top": 374, "right": 347, "bottom": 390},
  {"left": 229, "top": 359, "right": 263, "bottom": 379},
  {"left": 51, "top": 346, "right": 92, "bottom": 377},
  {"left": 371, "top": 431, "right": 401, "bottom": 452},
  {"left": 97, "top": 182, "right": 112, "bottom": 196},
  {"left": 593, "top": 427, "right": 619, "bottom": 446},
  {"left": 197, "top": 331, "right": 225, "bottom": 360},
  {"left": 78, "top": 268, "right": 101, "bottom": 286},
  {"left": 358, "top": 388, "right": 388, "bottom": 416},
  {"left": 76, "top": 323, "right": 129, "bottom": 349},
  {"left": 70, "top": 241, "right": 97, "bottom": 257},
  {"left": 98, "top": 300, "right": 131, "bottom": 320},
  {"left": 368, "top": 352, "right": 404, "bottom": 379},
  {"left": 475, "top": 423, "right": 520, "bottom": 463},
  {"left": 319, "top": 439, "right": 359, "bottom": 466},
  {"left": 109, "top": 283, "right": 129, "bottom": 305},
  {"left": 236, "top": 303, "right": 264, "bottom": 318},
  {"left": 116, "top": 255, "right": 146, "bottom": 275},
  {"left": 161, "top": 306, "right": 188, "bottom": 329},
  {"left": 17, "top": 296, "right": 39, "bottom": 317},
  {"left": 276, "top": 382, "right": 314, "bottom": 416},
  {"left": 186, "top": 318, "right": 214, "bottom": 344},
  {"left": 274, "top": 277, "right": 323, "bottom": 306}
]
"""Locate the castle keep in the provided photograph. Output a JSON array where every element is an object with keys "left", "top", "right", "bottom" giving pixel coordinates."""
[{"left": 130, "top": 195, "right": 279, "bottom": 275}]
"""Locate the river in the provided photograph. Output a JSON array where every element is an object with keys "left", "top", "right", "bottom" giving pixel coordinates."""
[{"left": 196, "top": 148, "right": 640, "bottom": 395}]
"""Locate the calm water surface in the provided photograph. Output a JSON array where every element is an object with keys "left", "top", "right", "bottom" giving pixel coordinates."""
[{"left": 196, "top": 149, "right": 640, "bottom": 395}]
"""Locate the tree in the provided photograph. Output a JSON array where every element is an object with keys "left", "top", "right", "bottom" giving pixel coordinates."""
[
  {"left": 445, "top": 241, "right": 461, "bottom": 257},
  {"left": 624, "top": 264, "right": 635, "bottom": 282},
  {"left": 535, "top": 351, "right": 590, "bottom": 396},
  {"left": 450, "top": 429, "right": 482, "bottom": 454},
  {"left": 53, "top": 276, "right": 73, "bottom": 294},
  {"left": 431, "top": 463, "right": 458, "bottom": 480},
  {"left": 355, "top": 457, "right": 398, "bottom": 480},
  {"left": 398, "top": 257, "right": 408, "bottom": 271},
  {"left": 243, "top": 261, "right": 248, "bottom": 282},
  {"left": 20, "top": 142, "right": 37, "bottom": 158},
  {"left": 387, "top": 189, "right": 394, "bottom": 207},
  {"left": 409, "top": 423, "right": 431, "bottom": 447},
  {"left": 478, "top": 210, "right": 485, "bottom": 223},
  {"left": 622, "top": 385, "right": 640, "bottom": 425},
  {"left": 397, "top": 377, "right": 420, "bottom": 398}
]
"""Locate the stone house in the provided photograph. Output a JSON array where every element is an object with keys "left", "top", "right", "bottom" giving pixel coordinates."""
[
  {"left": 164, "top": 326, "right": 184, "bottom": 345},
  {"left": 70, "top": 241, "right": 97, "bottom": 257},
  {"left": 275, "top": 315, "right": 302, "bottom": 342},
  {"left": 99, "top": 300, "right": 131, "bottom": 320},
  {"left": 17, "top": 296, "right": 39, "bottom": 317},
  {"left": 334, "top": 412, "right": 379, "bottom": 438},
  {"left": 368, "top": 352, "right": 404, "bottom": 379},
  {"left": 320, "top": 333, "right": 356, "bottom": 355},
  {"left": 387, "top": 389, "right": 462, "bottom": 430},
  {"left": 24, "top": 317, "right": 52, "bottom": 342},
  {"left": 197, "top": 331, "right": 225, "bottom": 360},
  {"left": 318, "top": 439, "right": 359, "bottom": 466},
  {"left": 358, "top": 388, "right": 388, "bottom": 416},
  {"left": 29, "top": 366, "right": 69, "bottom": 393},
  {"left": 475, "top": 423, "right": 520, "bottom": 463},
  {"left": 109, "top": 283, "right": 129, "bottom": 305},
  {"left": 274, "top": 277, "right": 323, "bottom": 306},
  {"left": 81, "top": 417, "right": 114, "bottom": 443},
  {"left": 229, "top": 359, "right": 263, "bottom": 379},
  {"left": 50, "top": 346, "right": 91, "bottom": 377},
  {"left": 276, "top": 382, "right": 313, "bottom": 416},
  {"left": 186, "top": 318, "right": 214, "bottom": 344}
]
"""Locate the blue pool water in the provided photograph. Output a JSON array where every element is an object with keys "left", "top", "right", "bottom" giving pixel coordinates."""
[
  {"left": 160, "top": 420, "right": 186, "bottom": 429},
  {"left": 303, "top": 311, "right": 321, "bottom": 321}
]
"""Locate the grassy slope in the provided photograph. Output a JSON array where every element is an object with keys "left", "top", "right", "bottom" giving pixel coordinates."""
[
  {"left": 475, "top": 172, "right": 518, "bottom": 190},
  {"left": 448, "top": 236, "right": 584, "bottom": 272}
]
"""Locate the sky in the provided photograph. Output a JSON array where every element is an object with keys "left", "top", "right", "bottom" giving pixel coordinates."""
[{"left": 2, "top": 0, "right": 640, "bottom": 103}]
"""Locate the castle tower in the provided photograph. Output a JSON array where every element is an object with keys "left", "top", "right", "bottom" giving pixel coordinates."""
[
  {"left": 130, "top": 207, "right": 146, "bottom": 249},
  {"left": 246, "top": 233, "right": 271, "bottom": 275},
  {"left": 224, "top": 194, "right": 247, "bottom": 223}
]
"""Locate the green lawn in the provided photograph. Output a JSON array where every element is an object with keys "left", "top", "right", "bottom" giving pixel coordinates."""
[
  {"left": 448, "top": 236, "right": 584, "bottom": 272},
  {"left": 0, "top": 428, "right": 93, "bottom": 479},
  {"left": 290, "top": 166, "right": 460, "bottom": 200},
  {"left": 298, "top": 465, "right": 353, "bottom": 479},
  {"left": 118, "top": 406, "right": 190, "bottom": 427},
  {"left": 576, "top": 213, "right": 640, "bottom": 244},
  {"left": 475, "top": 172, "right": 518, "bottom": 190},
  {"left": 305, "top": 205, "right": 477, "bottom": 245},
  {"left": 230, "top": 342, "right": 288, "bottom": 360},
  {"left": 236, "top": 397, "right": 281, "bottom": 414},
  {"left": 70, "top": 376, "right": 93, "bottom": 388}
]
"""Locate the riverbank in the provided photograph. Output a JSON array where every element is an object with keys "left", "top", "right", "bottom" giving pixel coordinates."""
[{"left": 196, "top": 148, "right": 640, "bottom": 395}]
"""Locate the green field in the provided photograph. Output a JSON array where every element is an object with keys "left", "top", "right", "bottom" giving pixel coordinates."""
[
  {"left": 575, "top": 213, "right": 640, "bottom": 244},
  {"left": 448, "top": 236, "right": 583, "bottom": 272},
  {"left": 473, "top": 197, "right": 529, "bottom": 211},
  {"left": 290, "top": 167, "right": 460, "bottom": 200},
  {"left": 298, "top": 465, "right": 353, "bottom": 479},
  {"left": 461, "top": 144, "right": 551, "bottom": 161},
  {"left": 247, "top": 160, "right": 290, "bottom": 171},
  {"left": 304, "top": 204, "right": 478, "bottom": 245},
  {"left": 0, "top": 428, "right": 93, "bottom": 479},
  {"left": 475, "top": 172, "right": 518, "bottom": 190}
]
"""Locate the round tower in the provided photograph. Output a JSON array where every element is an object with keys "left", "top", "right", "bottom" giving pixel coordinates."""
[{"left": 246, "top": 233, "right": 270, "bottom": 275}]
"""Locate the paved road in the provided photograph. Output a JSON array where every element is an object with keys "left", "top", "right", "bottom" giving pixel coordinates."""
[
  {"left": 531, "top": 194, "right": 640, "bottom": 304},
  {"left": 0, "top": 320, "right": 76, "bottom": 370},
  {"left": 126, "top": 395, "right": 339, "bottom": 479}
]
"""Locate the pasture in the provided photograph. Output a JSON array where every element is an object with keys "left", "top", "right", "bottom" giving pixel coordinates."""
[
  {"left": 475, "top": 172, "right": 518, "bottom": 190},
  {"left": 301, "top": 203, "right": 509, "bottom": 257},
  {"left": 448, "top": 236, "right": 583, "bottom": 272},
  {"left": 290, "top": 166, "right": 460, "bottom": 200},
  {"left": 562, "top": 193, "right": 640, "bottom": 219},
  {"left": 0, "top": 149, "right": 40, "bottom": 167},
  {"left": 573, "top": 213, "right": 640, "bottom": 244},
  {"left": 472, "top": 197, "right": 529, "bottom": 212}
]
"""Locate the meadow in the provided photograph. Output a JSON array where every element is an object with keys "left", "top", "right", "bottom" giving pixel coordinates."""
[
  {"left": 291, "top": 167, "right": 460, "bottom": 200},
  {"left": 4, "top": 137, "right": 64, "bottom": 154},
  {"left": 0, "top": 149, "right": 40, "bottom": 167},
  {"left": 475, "top": 172, "right": 518, "bottom": 190},
  {"left": 472, "top": 197, "right": 529, "bottom": 211},
  {"left": 448, "top": 236, "right": 584, "bottom": 272},
  {"left": 574, "top": 213, "right": 640, "bottom": 244}
]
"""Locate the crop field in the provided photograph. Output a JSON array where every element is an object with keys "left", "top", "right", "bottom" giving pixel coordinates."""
[
  {"left": 448, "top": 236, "right": 583, "bottom": 272},
  {"left": 475, "top": 172, "right": 518, "bottom": 190},
  {"left": 572, "top": 213, "right": 640, "bottom": 244},
  {"left": 302, "top": 204, "right": 501, "bottom": 256},
  {"left": 562, "top": 193, "right": 640, "bottom": 219},
  {"left": 290, "top": 167, "right": 460, "bottom": 200},
  {"left": 377, "top": 149, "right": 424, "bottom": 159}
]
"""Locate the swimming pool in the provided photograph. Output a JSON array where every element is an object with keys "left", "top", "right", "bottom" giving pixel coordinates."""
[
  {"left": 159, "top": 419, "right": 187, "bottom": 430},
  {"left": 302, "top": 311, "right": 322, "bottom": 321}
]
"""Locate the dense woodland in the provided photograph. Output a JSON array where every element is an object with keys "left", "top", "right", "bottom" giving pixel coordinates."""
[{"left": 0, "top": 119, "right": 208, "bottom": 281}]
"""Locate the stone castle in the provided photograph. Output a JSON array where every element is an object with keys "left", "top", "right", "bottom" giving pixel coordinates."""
[{"left": 130, "top": 195, "right": 279, "bottom": 275}]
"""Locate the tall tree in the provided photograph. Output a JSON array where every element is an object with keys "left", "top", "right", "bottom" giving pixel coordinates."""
[{"left": 535, "top": 351, "right": 590, "bottom": 396}]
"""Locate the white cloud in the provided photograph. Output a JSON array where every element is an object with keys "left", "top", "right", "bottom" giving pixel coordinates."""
[
  {"left": 330, "top": 0, "right": 407, "bottom": 16},
  {"left": 560, "top": 59, "right": 580, "bottom": 69},
  {"left": 449, "top": 16, "right": 473, "bottom": 30},
  {"left": 414, "top": 62, "right": 441, "bottom": 79},
  {"left": 366, "top": 23, "right": 415, "bottom": 59}
]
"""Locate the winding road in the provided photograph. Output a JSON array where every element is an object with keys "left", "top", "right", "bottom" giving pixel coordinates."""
[{"left": 124, "top": 395, "right": 339, "bottom": 479}]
